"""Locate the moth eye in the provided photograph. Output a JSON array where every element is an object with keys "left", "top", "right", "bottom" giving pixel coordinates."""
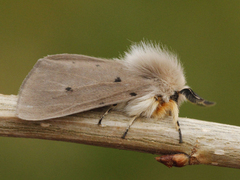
[{"left": 170, "top": 91, "right": 179, "bottom": 102}]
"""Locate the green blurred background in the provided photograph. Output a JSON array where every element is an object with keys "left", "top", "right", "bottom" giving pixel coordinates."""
[{"left": 0, "top": 1, "right": 239, "bottom": 179}]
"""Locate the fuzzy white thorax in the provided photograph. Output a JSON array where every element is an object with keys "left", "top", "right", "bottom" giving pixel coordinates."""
[{"left": 117, "top": 41, "right": 187, "bottom": 118}]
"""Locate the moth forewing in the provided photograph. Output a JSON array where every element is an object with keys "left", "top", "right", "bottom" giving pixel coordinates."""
[{"left": 16, "top": 54, "right": 153, "bottom": 120}]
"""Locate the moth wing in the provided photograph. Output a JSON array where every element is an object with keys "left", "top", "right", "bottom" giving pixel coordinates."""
[{"left": 16, "top": 54, "right": 152, "bottom": 120}]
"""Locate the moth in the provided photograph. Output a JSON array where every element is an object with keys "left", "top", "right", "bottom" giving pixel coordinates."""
[{"left": 16, "top": 41, "right": 215, "bottom": 143}]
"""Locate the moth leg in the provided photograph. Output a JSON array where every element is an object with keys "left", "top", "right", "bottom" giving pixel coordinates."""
[
  {"left": 176, "top": 121, "right": 183, "bottom": 143},
  {"left": 170, "top": 109, "right": 183, "bottom": 143},
  {"left": 98, "top": 106, "right": 113, "bottom": 125},
  {"left": 121, "top": 115, "right": 138, "bottom": 139},
  {"left": 171, "top": 105, "right": 183, "bottom": 143},
  {"left": 166, "top": 99, "right": 183, "bottom": 143},
  {"left": 157, "top": 99, "right": 183, "bottom": 143}
]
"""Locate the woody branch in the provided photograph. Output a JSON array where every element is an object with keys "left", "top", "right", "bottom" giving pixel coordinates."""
[{"left": 0, "top": 94, "right": 240, "bottom": 169}]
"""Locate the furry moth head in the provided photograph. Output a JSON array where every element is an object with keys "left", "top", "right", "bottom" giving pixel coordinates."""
[
  {"left": 119, "top": 41, "right": 215, "bottom": 112},
  {"left": 122, "top": 42, "right": 186, "bottom": 103}
]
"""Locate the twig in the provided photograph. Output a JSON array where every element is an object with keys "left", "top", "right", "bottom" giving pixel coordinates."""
[{"left": 0, "top": 94, "right": 240, "bottom": 169}]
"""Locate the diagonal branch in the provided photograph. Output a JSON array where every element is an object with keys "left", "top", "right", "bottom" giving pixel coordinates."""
[{"left": 0, "top": 94, "right": 240, "bottom": 169}]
